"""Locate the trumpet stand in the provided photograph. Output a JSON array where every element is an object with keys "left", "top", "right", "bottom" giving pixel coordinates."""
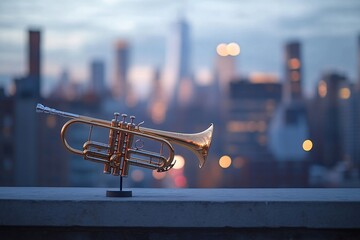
[{"left": 106, "top": 176, "right": 132, "bottom": 197}]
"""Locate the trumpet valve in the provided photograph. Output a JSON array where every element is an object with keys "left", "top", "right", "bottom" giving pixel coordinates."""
[
  {"left": 112, "top": 166, "right": 120, "bottom": 176},
  {"left": 113, "top": 112, "right": 120, "bottom": 122},
  {"left": 121, "top": 114, "right": 128, "bottom": 123}
]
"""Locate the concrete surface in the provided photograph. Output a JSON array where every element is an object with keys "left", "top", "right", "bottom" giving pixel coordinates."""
[{"left": 0, "top": 187, "right": 359, "bottom": 229}]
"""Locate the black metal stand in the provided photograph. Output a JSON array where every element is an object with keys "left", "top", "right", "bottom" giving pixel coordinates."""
[{"left": 106, "top": 176, "right": 132, "bottom": 197}]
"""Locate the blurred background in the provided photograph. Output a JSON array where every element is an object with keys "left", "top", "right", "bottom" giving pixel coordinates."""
[{"left": 1, "top": 0, "right": 360, "bottom": 188}]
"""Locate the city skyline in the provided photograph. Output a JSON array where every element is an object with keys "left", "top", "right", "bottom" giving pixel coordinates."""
[
  {"left": 0, "top": 0, "right": 360, "bottom": 98},
  {"left": 1, "top": 25, "right": 360, "bottom": 188}
]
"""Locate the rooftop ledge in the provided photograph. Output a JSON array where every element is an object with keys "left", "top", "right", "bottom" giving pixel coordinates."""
[{"left": 0, "top": 187, "right": 360, "bottom": 229}]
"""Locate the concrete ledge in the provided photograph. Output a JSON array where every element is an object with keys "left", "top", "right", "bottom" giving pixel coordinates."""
[{"left": 0, "top": 187, "right": 360, "bottom": 229}]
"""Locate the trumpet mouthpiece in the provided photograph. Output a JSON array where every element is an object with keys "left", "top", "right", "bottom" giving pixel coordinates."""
[
  {"left": 35, "top": 103, "right": 80, "bottom": 118},
  {"left": 36, "top": 103, "right": 45, "bottom": 113}
]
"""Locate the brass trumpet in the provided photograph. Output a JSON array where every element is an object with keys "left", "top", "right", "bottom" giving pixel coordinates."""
[{"left": 36, "top": 103, "right": 213, "bottom": 177}]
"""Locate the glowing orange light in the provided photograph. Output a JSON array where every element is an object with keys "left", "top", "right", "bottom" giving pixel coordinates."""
[
  {"left": 216, "top": 43, "right": 228, "bottom": 56},
  {"left": 152, "top": 171, "right": 166, "bottom": 180},
  {"left": 302, "top": 139, "right": 313, "bottom": 152},
  {"left": 339, "top": 87, "right": 351, "bottom": 99},
  {"left": 131, "top": 169, "right": 144, "bottom": 182},
  {"left": 226, "top": 42, "right": 240, "bottom": 56},
  {"left": 219, "top": 155, "right": 232, "bottom": 168},
  {"left": 227, "top": 121, "right": 246, "bottom": 133},
  {"left": 318, "top": 80, "right": 327, "bottom": 98},
  {"left": 249, "top": 72, "right": 278, "bottom": 83},
  {"left": 291, "top": 71, "right": 300, "bottom": 81},
  {"left": 173, "top": 155, "right": 185, "bottom": 169},
  {"left": 288, "top": 58, "right": 301, "bottom": 69}
]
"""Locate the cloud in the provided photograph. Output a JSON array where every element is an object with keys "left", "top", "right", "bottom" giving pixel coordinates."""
[{"left": 276, "top": 1, "right": 360, "bottom": 37}]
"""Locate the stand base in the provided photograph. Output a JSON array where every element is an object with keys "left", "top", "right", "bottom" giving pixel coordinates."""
[{"left": 106, "top": 190, "right": 132, "bottom": 197}]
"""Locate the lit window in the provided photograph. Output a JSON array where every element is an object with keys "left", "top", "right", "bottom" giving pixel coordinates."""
[
  {"left": 288, "top": 58, "right": 301, "bottom": 69},
  {"left": 318, "top": 80, "right": 327, "bottom": 98},
  {"left": 339, "top": 87, "right": 350, "bottom": 99}
]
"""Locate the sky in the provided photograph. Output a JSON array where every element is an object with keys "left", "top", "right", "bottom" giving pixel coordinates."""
[{"left": 0, "top": 0, "right": 360, "bottom": 97}]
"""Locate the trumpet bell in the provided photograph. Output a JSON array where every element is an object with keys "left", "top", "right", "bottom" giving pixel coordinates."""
[{"left": 140, "top": 123, "right": 213, "bottom": 168}]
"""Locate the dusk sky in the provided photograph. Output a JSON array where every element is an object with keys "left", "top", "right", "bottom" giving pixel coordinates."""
[{"left": 0, "top": 0, "right": 360, "bottom": 97}]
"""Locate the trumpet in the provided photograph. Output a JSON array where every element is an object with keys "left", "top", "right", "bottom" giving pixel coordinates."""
[{"left": 36, "top": 103, "right": 213, "bottom": 177}]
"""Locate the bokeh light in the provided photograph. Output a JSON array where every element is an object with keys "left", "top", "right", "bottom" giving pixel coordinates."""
[
  {"left": 131, "top": 169, "right": 144, "bottom": 182},
  {"left": 216, "top": 43, "right": 228, "bottom": 56},
  {"left": 152, "top": 171, "right": 166, "bottom": 180},
  {"left": 288, "top": 58, "right": 301, "bottom": 69},
  {"left": 318, "top": 80, "right": 327, "bottom": 98},
  {"left": 339, "top": 87, "right": 351, "bottom": 99},
  {"left": 174, "top": 175, "right": 187, "bottom": 187},
  {"left": 302, "top": 139, "right": 313, "bottom": 152},
  {"left": 173, "top": 155, "right": 185, "bottom": 169},
  {"left": 226, "top": 42, "right": 240, "bottom": 56},
  {"left": 216, "top": 42, "right": 240, "bottom": 56},
  {"left": 219, "top": 155, "right": 232, "bottom": 168}
]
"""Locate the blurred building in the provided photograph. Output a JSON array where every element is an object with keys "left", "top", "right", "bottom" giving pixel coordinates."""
[
  {"left": 164, "top": 18, "right": 193, "bottom": 106},
  {"left": 358, "top": 35, "right": 360, "bottom": 88},
  {"left": 13, "top": 29, "right": 42, "bottom": 186},
  {"left": 284, "top": 41, "right": 302, "bottom": 103},
  {"left": 0, "top": 90, "right": 15, "bottom": 186},
  {"left": 215, "top": 55, "right": 236, "bottom": 95},
  {"left": 90, "top": 59, "right": 106, "bottom": 97},
  {"left": 269, "top": 40, "right": 309, "bottom": 162},
  {"left": 28, "top": 29, "right": 41, "bottom": 98},
  {"left": 309, "top": 72, "right": 350, "bottom": 167},
  {"left": 222, "top": 77, "right": 287, "bottom": 186},
  {"left": 225, "top": 78, "right": 282, "bottom": 161},
  {"left": 341, "top": 82, "right": 359, "bottom": 181},
  {"left": 113, "top": 40, "right": 130, "bottom": 101},
  {"left": 37, "top": 100, "right": 68, "bottom": 186},
  {"left": 50, "top": 69, "right": 70, "bottom": 100}
]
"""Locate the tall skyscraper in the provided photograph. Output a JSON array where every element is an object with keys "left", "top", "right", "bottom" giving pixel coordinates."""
[
  {"left": 218, "top": 79, "right": 300, "bottom": 187},
  {"left": 215, "top": 55, "right": 236, "bottom": 95},
  {"left": 358, "top": 35, "right": 360, "bottom": 87},
  {"left": 284, "top": 41, "right": 302, "bottom": 103},
  {"left": 0, "top": 92, "right": 15, "bottom": 186},
  {"left": 225, "top": 78, "right": 282, "bottom": 161},
  {"left": 164, "top": 18, "right": 192, "bottom": 105},
  {"left": 311, "top": 72, "right": 349, "bottom": 167},
  {"left": 90, "top": 59, "right": 105, "bottom": 96},
  {"left": 113, "top": 40, "right": 129, "bottom": 100},
  {"left": 14, "top": 29, "right": 42, "bottom": 185},
  {"left": 28, "top": 29, "right": 41, "bottom": 97}
]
